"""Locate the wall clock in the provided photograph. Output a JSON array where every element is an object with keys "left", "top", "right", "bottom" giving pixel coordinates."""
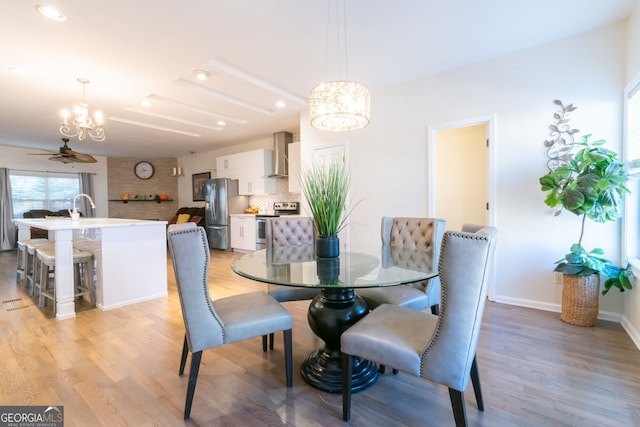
[{"left": 134, "top": 161, "right": 154, "bottom": 180}]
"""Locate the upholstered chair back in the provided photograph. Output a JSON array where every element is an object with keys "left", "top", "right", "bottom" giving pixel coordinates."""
[
  {"left": 167, "top": 222, "right": 197, "bottom": 233},
  {"left": 420, "top": 226, "right": 497, "bottom": 392},
  {"left": 381, "top": 217, "right": 445, "bottom": 292},
  {"left": 382, "top": 217, "right": 444, "bottom": 253},
  {"left": 167, "top": 227, "right": 225, "bottom": 352},
  {"left": 267, "top": 217, "right": 314, "bottom": 250}
]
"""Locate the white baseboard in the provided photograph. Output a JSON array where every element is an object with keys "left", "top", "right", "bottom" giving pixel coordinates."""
[
  {"left": 490, "top": 296, "right": 623, "bottom": 324},
  {"left": 620, "top": 316, "right": 640, "bottom": 350},
  {"left": 97, "top": 291, "right": 168, "bottom": 311}
]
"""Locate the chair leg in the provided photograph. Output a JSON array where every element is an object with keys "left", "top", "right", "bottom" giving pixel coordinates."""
[
  {"left": 431, "top": 304, "right": 440, "bottom": 315},
  {"left": 470, "top": 355, "right": 484, "bottom": 411},
  {"left": 448, "top": 388, "right": 468, "bottom": 427},
  {"left": 262, "top": 335, "right": 268, "bottom": 352},
  {"left": 283, "top": 329, "right": 293, "bottom": 387},
  {"left": 179, "top": 335, "right": 188, "bottom": 376},
  {"left": 269, "top": 332, "right": 275, "bottom": 350},
  {"left": 342, "top": 353, "right": 353, "bottom": 421},
  {"left": 184, "top": 351, "right": 202, "bottom": 420}
]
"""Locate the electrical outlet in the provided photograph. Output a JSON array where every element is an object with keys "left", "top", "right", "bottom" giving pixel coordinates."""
[{"left": 554, "top": 271, "right": 564, "bottom": 285}]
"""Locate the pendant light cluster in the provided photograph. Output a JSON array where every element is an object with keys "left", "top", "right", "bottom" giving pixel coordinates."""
[{"left": 59, "top": 78, "right": 106, "bottom": 142}]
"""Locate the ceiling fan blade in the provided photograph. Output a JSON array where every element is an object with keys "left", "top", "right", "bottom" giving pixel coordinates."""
[
  {"left": 72, "top": 154, "right": 98, "bottom": 163},
  {"left": 66, "top": 149, "right": 97, "bottom": 163}
]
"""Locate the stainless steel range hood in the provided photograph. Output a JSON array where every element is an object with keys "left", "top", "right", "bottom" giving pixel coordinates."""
[{"left": 269, "top": 131, "right": 293, "bottom": 177}]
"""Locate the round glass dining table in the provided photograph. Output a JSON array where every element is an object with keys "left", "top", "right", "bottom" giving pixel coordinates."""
[{"left": 232, "top": 243, "right": 437, "bottom": 393}]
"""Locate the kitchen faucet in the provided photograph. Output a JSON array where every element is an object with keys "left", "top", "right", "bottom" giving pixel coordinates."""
[{"left": 69, "top": 193, "right": 96, "bottom": 219}]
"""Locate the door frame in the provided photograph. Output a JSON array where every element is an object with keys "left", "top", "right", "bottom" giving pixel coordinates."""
[{"left": 427, "top": 114, "right": 497, "bottom": 299}]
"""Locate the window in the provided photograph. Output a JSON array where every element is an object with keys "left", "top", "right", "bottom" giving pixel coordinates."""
[
  {"left": 624, "top": 74, "right": 640, "bottom": 266},
  {"left": 9, "top": 170, "right": 80, "bottom": 218}
]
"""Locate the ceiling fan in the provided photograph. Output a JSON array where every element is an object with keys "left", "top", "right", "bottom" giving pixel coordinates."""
[{"left": 29, "top": 138, "right": 97, "bottom": 163}]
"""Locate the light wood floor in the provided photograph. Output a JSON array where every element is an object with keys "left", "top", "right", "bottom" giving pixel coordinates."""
[{"left": 1, "top": 249, "right": 639, "bottom": 427}]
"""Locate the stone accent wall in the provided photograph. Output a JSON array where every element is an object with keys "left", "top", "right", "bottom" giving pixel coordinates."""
[{"left": 107, "top": 158, "right": 179, "bottom": 220}]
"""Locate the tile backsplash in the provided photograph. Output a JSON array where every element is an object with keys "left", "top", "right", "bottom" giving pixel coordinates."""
[{"left": 249, "top": 178, "right": 301, "bottom": 213}]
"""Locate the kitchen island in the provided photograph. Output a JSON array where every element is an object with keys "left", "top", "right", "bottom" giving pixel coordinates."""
[{"left": 15, "top": 218, "right": 167, "bottom": 320}]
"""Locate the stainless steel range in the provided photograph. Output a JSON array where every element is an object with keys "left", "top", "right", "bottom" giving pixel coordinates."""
[{"left": 255, "top": 201, "right": 300, "bottom": 249}]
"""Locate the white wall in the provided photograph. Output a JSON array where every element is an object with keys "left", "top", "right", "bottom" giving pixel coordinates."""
[
  {"left": 301, "top": 22, "right": 629, "bottom": 317},
  {"left": 0, "top": 145, "right": 109, "bottom": 217},
  {"left": 624, "top": 1, "right": 640, "bottom": 348}
]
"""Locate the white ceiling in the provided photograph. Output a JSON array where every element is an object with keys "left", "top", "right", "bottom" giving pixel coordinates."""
[{"left": 0, "top": 0, "right": 636, "bottom": 159}]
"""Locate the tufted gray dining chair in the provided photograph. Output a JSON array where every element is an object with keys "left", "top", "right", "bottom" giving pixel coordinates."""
[
  {"left": 167, "top": 226, "right": 293, "bottom": 420},
  {"left": 341, "top": 226, "right": 497, "bottom": 426},
  {"left": 167, "top": 222, "right": 197, "bottom": 233},
  {"left": 358, "top": 217, "right": 446, "bottom": 314},
  {"left": 262, "top": 216, "right": 320, "bottom": 350}
]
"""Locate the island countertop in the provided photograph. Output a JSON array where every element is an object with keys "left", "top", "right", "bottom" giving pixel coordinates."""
[{"left": 14, "top": 217, "right": 167, "bottom": 230}]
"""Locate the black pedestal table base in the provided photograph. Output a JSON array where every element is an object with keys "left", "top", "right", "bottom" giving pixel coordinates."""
[{"left": 301, "top": 287, "right": 379, "bottom": 393}]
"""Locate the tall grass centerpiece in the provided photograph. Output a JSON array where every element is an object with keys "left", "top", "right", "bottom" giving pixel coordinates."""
[{"left": 300, "top": 157, "right": 355, "bottom": 257}]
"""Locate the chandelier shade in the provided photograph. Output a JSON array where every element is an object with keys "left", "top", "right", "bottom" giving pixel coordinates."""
[
  {"left": 60, "top": 78, "right": 105, "bottom": 142},
  {"left": 309, "top": 81, "right": 370, "bottom": 131}
]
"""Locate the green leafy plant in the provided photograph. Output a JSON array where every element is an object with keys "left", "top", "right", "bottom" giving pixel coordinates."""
[
  {"left": 540, "top": 126, "right": 634, "bottom": 295},
  {"left": 555, "top": 244, "right": 633, "bottom": 294},
  {"left": 300, "top": 157, "right": 357, "bottom": 237}
]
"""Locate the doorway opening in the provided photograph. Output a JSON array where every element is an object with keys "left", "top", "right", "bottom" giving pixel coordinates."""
[{"left": 427, "top": 115, "right": 497, "bottom": 297}]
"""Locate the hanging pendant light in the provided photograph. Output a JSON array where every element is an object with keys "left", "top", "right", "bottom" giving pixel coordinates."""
[{"left": 310, "top": 0, "right": 370, "bottom": 132}]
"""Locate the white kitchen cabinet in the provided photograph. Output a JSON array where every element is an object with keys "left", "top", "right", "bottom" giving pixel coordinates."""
[
  {"left": 230, "top": 215, "right": 256, "bottom": 251},
  {"left": 288, "top": 141, "right": 301, "bottom": 193},
  {"left": 216, "top": 155, "right": 239, "bottom": 180},
  {"left": 238, "top": 149, "right": 277, "bottom": 195}
]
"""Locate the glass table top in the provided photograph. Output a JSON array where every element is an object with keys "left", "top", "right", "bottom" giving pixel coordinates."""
[{"left": 231, "top": 244, "right": 437, "bottom": 288}]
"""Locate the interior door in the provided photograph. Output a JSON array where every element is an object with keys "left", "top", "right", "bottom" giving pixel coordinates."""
[{"left": 433, "top": 123, "right": 489, "bottom": 231}]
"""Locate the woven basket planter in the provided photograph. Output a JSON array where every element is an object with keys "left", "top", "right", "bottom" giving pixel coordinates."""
[{"left": 560, "top": 274, "right": 600, "bottom": 327}]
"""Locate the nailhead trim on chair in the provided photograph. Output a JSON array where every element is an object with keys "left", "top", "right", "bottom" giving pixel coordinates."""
[
  {"left": 419, "top": 231, "right": 491, "bottom": 375},
  {"left": 173, "top": 227, "right": 226, "bottom": 342}
]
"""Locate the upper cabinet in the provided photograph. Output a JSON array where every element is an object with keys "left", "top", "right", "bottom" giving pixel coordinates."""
[
  {"left": 216, "top": 155, "right": 239, "bottom": 180},
  {"left": 216, "top": 149, "right": 277, "bottom": 195},
  {"left": 288, "top": 141, "right": 301, "bottom": 193}
]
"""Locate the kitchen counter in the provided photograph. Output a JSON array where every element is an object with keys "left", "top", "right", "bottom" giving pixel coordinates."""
[
  {"left": 17, "top": 217, "right": 165, "bottom": 229},
  {"left": 15, "top": 218, "right": 168, "bottom": 319}
]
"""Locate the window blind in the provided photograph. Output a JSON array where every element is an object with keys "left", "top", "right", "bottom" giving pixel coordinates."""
[{"left": 9, "top": 170, "right": 80, "bottom": 218}]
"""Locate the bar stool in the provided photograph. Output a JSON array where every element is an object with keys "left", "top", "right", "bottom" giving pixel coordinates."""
[
  {"left": 24, "top": 239, "right": 54, "bottom": 294},
  {"left": 36, "top": 245, "right": 96, "bottom": 317},
  {"left": 16, "top": 238, "right": 49, "bottom": 287}
]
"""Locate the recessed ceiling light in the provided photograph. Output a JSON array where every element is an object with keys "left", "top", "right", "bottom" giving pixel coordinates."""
[
  {"left": 9, "top": 67, "right": 30, "bottom": 76},
  {"left": 141, "top": 100, "right": 153, "bottom": 108},
  {"left": 35, "top": 5, "right": 67, "bottom": 21},
  {"left": 275, "top": 101, "right": 286, "bottom": 108},
  {"left": 217, "top": 121, "right": 226, "bottom": 126},
  {"left": 193, "top": 69, "right": 210, "bottom": 81}
]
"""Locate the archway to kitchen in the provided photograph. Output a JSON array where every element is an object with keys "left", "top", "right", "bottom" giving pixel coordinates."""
[{"left": 427, "top": 115, "right": 496, "bottom": 296}]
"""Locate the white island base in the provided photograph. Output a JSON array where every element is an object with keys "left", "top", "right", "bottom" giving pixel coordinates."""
[{"left": 15, "top": 218, "right": 168, "bottom": 319}]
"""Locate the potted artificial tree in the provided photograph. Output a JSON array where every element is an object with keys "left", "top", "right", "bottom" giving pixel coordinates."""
[
  {"left": 539, "top": 100, "right": 634, "bottom": 326},
  {"left": 300, "top": 156, "right": 356, "bottom": 258}
]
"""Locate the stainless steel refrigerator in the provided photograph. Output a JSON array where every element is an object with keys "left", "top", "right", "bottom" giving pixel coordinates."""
[{"left": 204, "top": 178, "right": 248, "bottom": 250}]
